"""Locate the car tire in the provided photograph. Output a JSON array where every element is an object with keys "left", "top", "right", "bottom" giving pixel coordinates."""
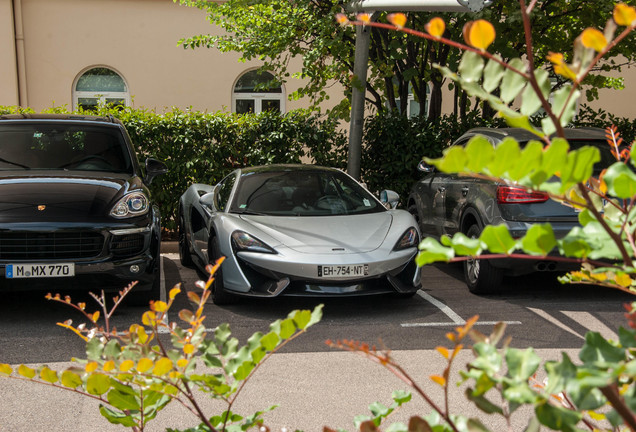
[
  {"left": 463, "top": 224, "right": 503, "bottom": 294},
  {"left": 210, "top": 236, "right": 238, "bottom": 305},
  {"left": 178, "top": 210, "right": 194, "bottom": 268}
]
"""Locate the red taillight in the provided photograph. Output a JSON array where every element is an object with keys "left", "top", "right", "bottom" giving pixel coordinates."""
[{"left": 497, "top": 186, "right": 549, "bottom": 204}]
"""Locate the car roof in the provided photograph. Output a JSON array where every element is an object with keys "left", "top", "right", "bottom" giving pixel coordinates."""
[
  {"left": 0, "top": 113, "right": 124, "bottom": 126},
  {"left": 238, "top": 164, "right": 343, "bottom": 175},
  {"left": 459, "top": 127, "right": 607, "bottom": 143}
]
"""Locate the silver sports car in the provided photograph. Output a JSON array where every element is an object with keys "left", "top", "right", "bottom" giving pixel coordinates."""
[{"left": 178, "top": 164, "right": 421, "bottom": 304}]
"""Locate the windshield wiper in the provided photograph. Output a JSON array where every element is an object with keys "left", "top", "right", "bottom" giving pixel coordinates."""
[
  {"left": 0, "top": 157, "right": 30, "bottom": 169},
  {"left": 234, "top": 209, "right": 267, "bottom": 216}
]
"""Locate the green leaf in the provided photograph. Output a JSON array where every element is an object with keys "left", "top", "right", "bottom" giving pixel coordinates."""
[
  {"left": 557, "top": 227, "right": 593, "bottom": 258},
  {"left": 480, "top": 225, "right": 517, "bottom": 254},
  {"left": 465, "top": 136, "right": 495, "bottom": 172},
  {"left": 541, "top": 138, "right": 569, "bottom": 179},
  {"left": 535, "top": 401, "right": 582, "bottom": 430},
  {"left": 482, "top": 56, "right": 505, "bottom": 93},
  {"left": 506, "top": 347, "right": 541, "bottom": 382},
  {"left": 39, "top": 366, "right": 59, "bottom": 384},
  {"left": 521, "top": 224, "right": 557, "bottom": 256},
  {"left": 500, "top": 58, "right": 527, "bottom": 103},
  {"left": 488, "top": 138, "right": 521, "bottom": 177},
  {"left": 551, "top": 85, "right": 580, "bottom": 126},
  {"left": 107, "top": 388, "right": 141, "bottom": 411},
  {"left": 260, "top": 331, "right": 280, "bottom": 351},
  {"left": 544, "top": 354, "right": 577, "bottom": 396},
  {"left": 416, "top": 237, "right": 455, "bottom": 265},
  {"left": 278, "top": 318, "right": 296, "bottom": 339},
  {"left": 427, "top": 146, "right": 467, "bottom": 173},
  {"left": 465, "top": 388, "right": 503, "bottom": 414},
  {"left": 459, "top": 51, "right": 485, "bottom": 83},
  {"left": 99, "top": 406, "right": 138, "bottom": 428},
  {"left": 603, "top": 162, "right": 636, "bottom": 198},
  {"left": 447, "top": 232, "right": 482, "bottom": 256},
  {"left": 559, "top": 146, "right": 601, "bottom": 192},
  {"left": 86, "top": 373, "right": 111, "bottom": 396},
  {"left": 520, "top": 69, "right": 550, "bottom": 116},
  {"left": 579, "top": 332, "right": 625, "bottom": 365},
  {"left": 508, "top": 141, "right": 543, "bottom": 181},
  {"left": 502, "top": 114, "right": 543, "bottom": 137}
]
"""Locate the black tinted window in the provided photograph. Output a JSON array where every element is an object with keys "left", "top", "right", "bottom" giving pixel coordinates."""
[{"left": 0, "top": 124, "right": 133, "bottom": 173}]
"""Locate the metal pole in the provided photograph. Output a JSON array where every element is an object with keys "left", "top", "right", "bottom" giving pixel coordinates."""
[{"left": 347, "top": 22, "right": 372, "bottom": 180}]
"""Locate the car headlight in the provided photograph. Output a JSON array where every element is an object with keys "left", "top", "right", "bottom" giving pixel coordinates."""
[
  {"left": 394, "top": 227, "right": 419, "bottom": 251},
  {"left": 110, "top": 192, "right": 150, "bottom": 218},
  {"left": 231, "top": 231, "right": 276, "bottom": 254}
]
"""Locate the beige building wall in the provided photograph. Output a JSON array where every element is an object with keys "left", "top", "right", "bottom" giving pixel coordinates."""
[
  {"left": 6, "top": 0, "right": 340, "bottom": 113},
  {"left": 0, "top": 0, "right": 19, "bottom": 105}
]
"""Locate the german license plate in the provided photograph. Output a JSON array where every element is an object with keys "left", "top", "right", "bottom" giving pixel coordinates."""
[
  {"left": 5, "top": 263, "right": 75, "bottom": 279},
  {"left": 318, "top": 264, "right": 368, "bottom": 278}
]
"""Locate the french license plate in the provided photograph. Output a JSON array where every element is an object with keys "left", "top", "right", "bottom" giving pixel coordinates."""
[
  {"left": 318, "top": 264, "right": 369, "bottom": 278},
  {"left": 5, "top": 263, "right": 75, "bottom": 279}
]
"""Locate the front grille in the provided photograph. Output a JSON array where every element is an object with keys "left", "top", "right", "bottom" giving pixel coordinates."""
[
  {"left": 111, "top": 234, "right": 145, "bottom": 258},
  {"left": 0, "top": 231, "right": 104, "bottom": 260}
]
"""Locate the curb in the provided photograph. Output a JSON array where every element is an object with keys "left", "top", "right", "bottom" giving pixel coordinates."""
[{"left": 161, "top": 241, "right": 179, "bottom": 254}]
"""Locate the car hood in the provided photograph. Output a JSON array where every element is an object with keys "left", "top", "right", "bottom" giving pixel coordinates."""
[
  {"left": 240, "top": 213, "right": 393, "bottom": 253},
  {"left": 0, "top": 173, "right": 137, "bottom": 223}
]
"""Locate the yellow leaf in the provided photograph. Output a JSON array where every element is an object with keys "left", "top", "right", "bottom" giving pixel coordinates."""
[
  {"left": 587, "top": 410, "right": 606, "bottom": 421},
  {"left": 18, "top": 365, "right": 36, "bottom": 379},
  {"left": 40, "top": 366, "right": 58, "bottom": 384},
  {"left": 137, "top": 358, "right": 153, "bottom": 373},
  {"left": 464, "top": 20, "right": 495, "bottom": 50},
  {"left": 183, "top": 343, "right": 195, "bottom": 355},
  {"left": 169, "top": 286, "right": 181, "bottom": 300},
  {"left": 120, "top": 360, "right": 135, "bottom": 372},
  {"left": 335, "top": 13, "right": 349, "bottom": 25},
  {"left": 426, "top": 17, "right": 445, "bottom": 38},
  {"left": 357, "top": 13, "right": 371, "bottom": 24},
  {"left": 590, "top": 272, "right": 608, "bottom": 282},
  {"left": 86, "top": 362, "right": 99, "bottom": 373},
  {"left": 142, "top": 311, "right": 157, "bottom": 326},
  {"left": 153, "top": 357, "right": 173, "bottom": 375},
  {"left": 430, "top": 375, "right": 446, "bottom": 387},
  {"left": 615, "top": 273, "right": 633, "bottom": 288},
  {"left": 581, "top": 28, "right": 607, "bottom": 52},
  {"left": 103, "top": 360, "right": 115, "bottom": 372},
  {"left": 387, "top": 13, "right": 407, "bottom": 29},
  {"left": 0, "top": 364, "right": 12, "bottom": 376},
  {"left": 614, "top": 3, "right": 636, "bottom": 26},
  {"left": 152, "top": 301, "right": 168, "bottom": 313},
  {"left": 435, "top": 346, "right": 450, "bottom": 359},
  {"left": 91, "top": 311, "right": 100, "bottom": 322},
  {"left": 177, "top": 359, "right": 189, "bottom": 368}
]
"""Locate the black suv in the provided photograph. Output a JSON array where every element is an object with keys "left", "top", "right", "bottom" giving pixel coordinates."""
[
  {"left": 408, "top": 127, "right": 614, "bottom": 294},
  {"left": 0, "top": 114, "right": 168, "bottom": 304}
]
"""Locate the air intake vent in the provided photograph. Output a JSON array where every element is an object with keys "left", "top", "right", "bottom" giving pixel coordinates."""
[{"left": 111, "top": 234, "right": 145, "bottom": 258}]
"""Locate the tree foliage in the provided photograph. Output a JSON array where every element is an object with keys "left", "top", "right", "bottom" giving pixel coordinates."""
[{"left": 175, "top": 0, "right": 636, "bottom": 121}]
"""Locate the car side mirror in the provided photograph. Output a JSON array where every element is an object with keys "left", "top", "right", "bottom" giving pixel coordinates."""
[
  {"left": 144, "top": 158, "right": 168, "bottom": 185},
  {"left": 417, "top": 160, "right": 435, "bottom": 174},
  {"left": 199, "top": 191, "right": 216, "bottom": 210},
  {"left": 380, "top": 190, "right": 400, "bottom": 209}
]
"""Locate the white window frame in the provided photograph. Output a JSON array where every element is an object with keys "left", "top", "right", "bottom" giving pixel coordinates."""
[
  {"left": 72, "top": 66, "right": 130, "bottom": 111},
  {"left": 232, "top": 69, "right": 285, "bottom": 114}
]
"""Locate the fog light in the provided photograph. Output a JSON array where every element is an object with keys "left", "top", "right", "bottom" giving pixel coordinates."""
[{"left": 130, "top": 265, "right": 141, "bottom": 274}]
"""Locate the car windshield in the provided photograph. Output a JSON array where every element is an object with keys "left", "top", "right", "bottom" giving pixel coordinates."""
[
  {"left": 0, "top": 123, "right": 134, "bottom": 173},
  {"left": 229, "top": 169, "right": 385, "bottom": 216}
]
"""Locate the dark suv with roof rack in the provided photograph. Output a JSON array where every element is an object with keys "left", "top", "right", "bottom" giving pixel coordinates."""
[
  {"left": 0, "top": 114, "right": 168, "bottom": 304},
  {"left": 407, "top": 127, "right": 614, "bottom": 294}
]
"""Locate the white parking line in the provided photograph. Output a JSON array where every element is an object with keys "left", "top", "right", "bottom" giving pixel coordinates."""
[
  {"left": 401, "top": 291, "right": 522, "bottom": 328},
  {"left": 561, "top": 311, "right": 618, "bottom": 341},
  {"left": 527, "top": 307, "right": 584, "bottom": 340}
]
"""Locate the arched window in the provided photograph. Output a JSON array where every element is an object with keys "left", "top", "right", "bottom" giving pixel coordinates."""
[
  {"left": 232, "top": 70, "right": 284, "bottom": 114},
  {"left": 73, "top": 67, "right": 130, "bottom": 111}
]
